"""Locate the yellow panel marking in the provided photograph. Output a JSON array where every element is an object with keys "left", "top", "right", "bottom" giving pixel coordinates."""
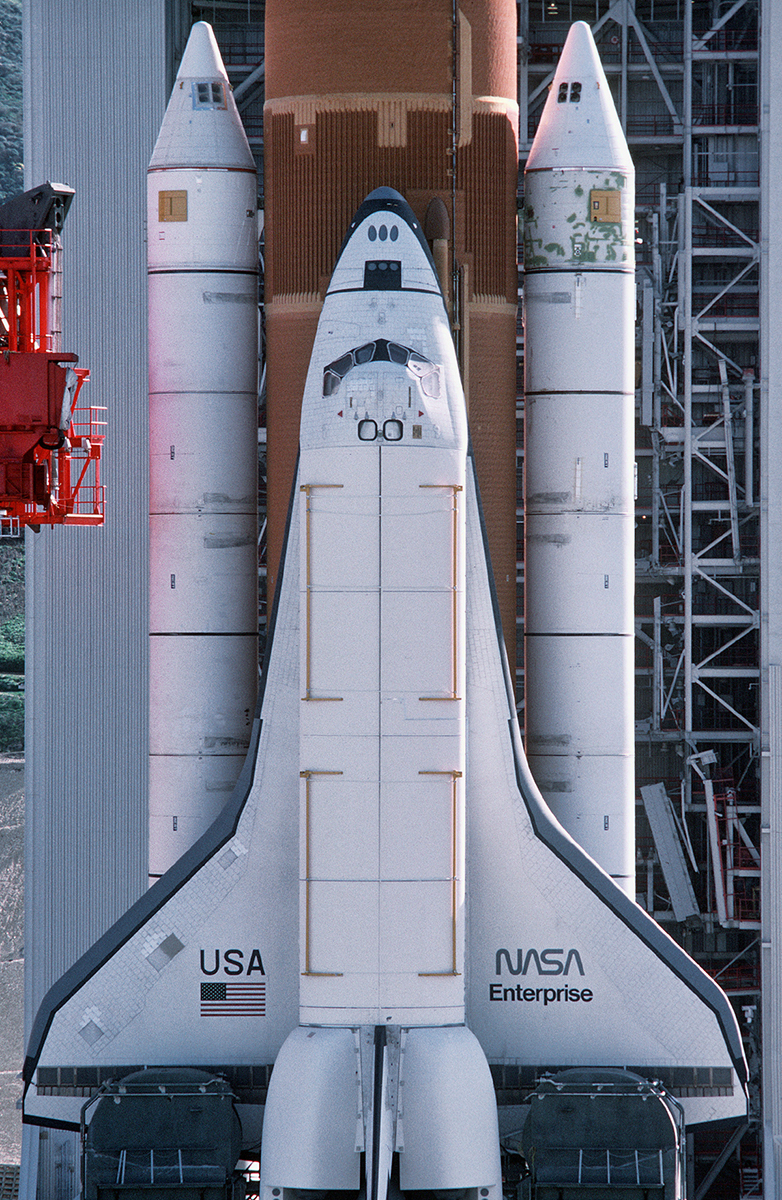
[
  {"left": 300, "top": 484, "right": 345, "bottom": 701},
  {"left": 419, "top": 484, "right": 462, "bottom": 700},
  {"left": 158, "top": 190, "right": 187, "bottom": 222},
  {"left": 590, "top": 189, "right": 622, "bottom": 223}
]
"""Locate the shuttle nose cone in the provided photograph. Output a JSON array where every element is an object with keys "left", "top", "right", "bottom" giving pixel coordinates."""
[
  {"left": 525, "top": 21, "right": 632, "bottom": 172},
  {"left": 364, "top": 186, "right": 406, "bottom": 204}
]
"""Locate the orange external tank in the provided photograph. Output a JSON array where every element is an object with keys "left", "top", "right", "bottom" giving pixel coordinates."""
[{"left": 263, "top": 0, "right": 519, "bottom": 656}]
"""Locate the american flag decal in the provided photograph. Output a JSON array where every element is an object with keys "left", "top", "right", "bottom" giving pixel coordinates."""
[{"left": 200, "top": 980, "right": 266, "bottom": 1016}]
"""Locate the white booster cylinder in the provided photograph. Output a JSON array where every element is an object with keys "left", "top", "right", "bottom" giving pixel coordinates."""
[
  {"left": 523, "top": 22, "right": 636, "bottom": 895},
  {"left": 148, "top": 22, "right": 258, "bottom": 880}
]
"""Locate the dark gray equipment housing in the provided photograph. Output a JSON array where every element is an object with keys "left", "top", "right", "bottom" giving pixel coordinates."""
[
  {"left": 0, "top": 182, "right": 75, "bottom": 256},
  {"left": 518, "top": 1068, "right": 684, "bottom": 1199},
  {"left": 82, "top": 1068, "right": 245, "bottom": 1200}
]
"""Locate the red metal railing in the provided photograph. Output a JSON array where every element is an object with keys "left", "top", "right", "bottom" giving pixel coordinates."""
[
  {"left": 0, "top": 232, "right": 106, "bottom": 529},
  {"left": 0, "top": 229, "right": 57, "bottom": 353},
  {"left": 692, "top": 103, "right": 759, "bottom": 127}
]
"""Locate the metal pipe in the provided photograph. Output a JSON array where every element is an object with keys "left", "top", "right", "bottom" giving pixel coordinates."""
[
  {"left": 653, "top": 595, "right": 662, "bottom": 729},
  {"left": 704, "top": 777, "right": 729, "bottom": 926},
  {"left": 620, "top": 6, "right": 628, "bottom": 133},
  {"left": 683, "top": 186, "right": 693, "bottom": 735},
  {"left": 684, "top": 0, "right": 693, "bottom": 188},
  {"left": 744, "top": 369, "right": 754, "bottom": 506}
]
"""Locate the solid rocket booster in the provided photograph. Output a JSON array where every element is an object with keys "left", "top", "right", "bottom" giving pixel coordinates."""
[
  {"left": 523, "top": 22, "right": 636, "bottom": 895},
  {"left": 148, "top": 23, "right": 258, "bottom": 880}
]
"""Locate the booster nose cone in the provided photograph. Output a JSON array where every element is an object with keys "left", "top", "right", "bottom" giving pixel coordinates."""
[
  {"left": 526, "top": 20, "right": 632, "bottom": 172},
  {"left": 176, "top": 20, "right": 227, "bottom": 82},
  {"left": 149, "top": 21, "right": 255, "bottom": 172}
]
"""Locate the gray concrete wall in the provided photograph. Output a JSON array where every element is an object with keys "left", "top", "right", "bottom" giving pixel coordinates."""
[
  {"left": 0, "top": 758, "right": 23, "bottom": 1165},
  {"left": 22, "top": 0, "right": 169, "bottom": 1025},
  {"left": 21, "top": 2, "right": 180, "bottom": 1193}
]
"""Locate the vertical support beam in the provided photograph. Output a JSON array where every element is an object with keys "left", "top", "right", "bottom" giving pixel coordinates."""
[
  {"left": 641, "top": 283, "right": 654, "bottom": 427},
  {"left": 652, "top": 198, "right": 664, "bottom": 428},
  {"left": 683, "top": 0, "right": 693, "bottom": 189},
  {"left": 620, "top": 3, "right": 628, "bottom": 133},
  {"left": 683, "top": 185, "right": 694, "bottom": 736},
  {"left": 653, "top": 595, "right": 662, "bottom": 730},
  {"left": 718, "top": 359, "right": 741, "bottom": 562},
  {"left": 704, "top": 777, "right": 729, "bottom": 926},
  {"left": 726, "top": 787, "right": 739, "bottom": 922},
  {"left": 760, "top": 0, "right": 782, "bottom": 1187},
  {"left": 518, "top": 0, "right": 528, "bottom": 152},
  {"left": 651, "top": 191, "right": 664, "bottom": 569},
  {"left": 744, "top": 368, "right": 754, "bottom": 507}
]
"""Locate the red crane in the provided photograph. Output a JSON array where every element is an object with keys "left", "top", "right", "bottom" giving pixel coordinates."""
[{"left": 0, "top": 183, "right": 105, "bottom": 533}]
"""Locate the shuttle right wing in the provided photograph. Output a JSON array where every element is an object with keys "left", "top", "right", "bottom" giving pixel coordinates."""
[{"left": 462, "top": 453, "right": 747, "bottom": 1128}]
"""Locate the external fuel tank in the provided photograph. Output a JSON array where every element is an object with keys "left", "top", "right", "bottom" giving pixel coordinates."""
[{"left": 263, "top": 0, "right": 519, "bottom": 655}]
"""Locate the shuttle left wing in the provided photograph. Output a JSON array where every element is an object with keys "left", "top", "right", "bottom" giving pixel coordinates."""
[{"left": 23, "top": 500, "right": 303, "bottom": 1130}]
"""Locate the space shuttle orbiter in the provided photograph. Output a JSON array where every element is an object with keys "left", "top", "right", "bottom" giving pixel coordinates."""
[{"left": 23, "top": 180, "right": 746, "bottom": 1193}]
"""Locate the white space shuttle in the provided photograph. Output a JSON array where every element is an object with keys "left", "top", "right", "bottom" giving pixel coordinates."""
[{"left": 23, "top": 181, "right": 746, "bottom": 1194}]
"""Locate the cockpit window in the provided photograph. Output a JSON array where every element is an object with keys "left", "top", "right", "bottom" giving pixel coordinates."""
[
  {"left": 406, "top": 351, "right": 440, "bottom": 397},
  {"left": 356, "top": 419, "right": 405, "bottom": 443},
  {"left": 323, "top": 370, "right": 341, "bottom": 397},
  {"left": 323, "top": 338, "right": 440, "bottom": 399},
  {"left": 332, "top": 353, "right": 353, "bottom": 376},
  {"left": 363, "top": 261, "right": 401, "bottom": 290}
]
